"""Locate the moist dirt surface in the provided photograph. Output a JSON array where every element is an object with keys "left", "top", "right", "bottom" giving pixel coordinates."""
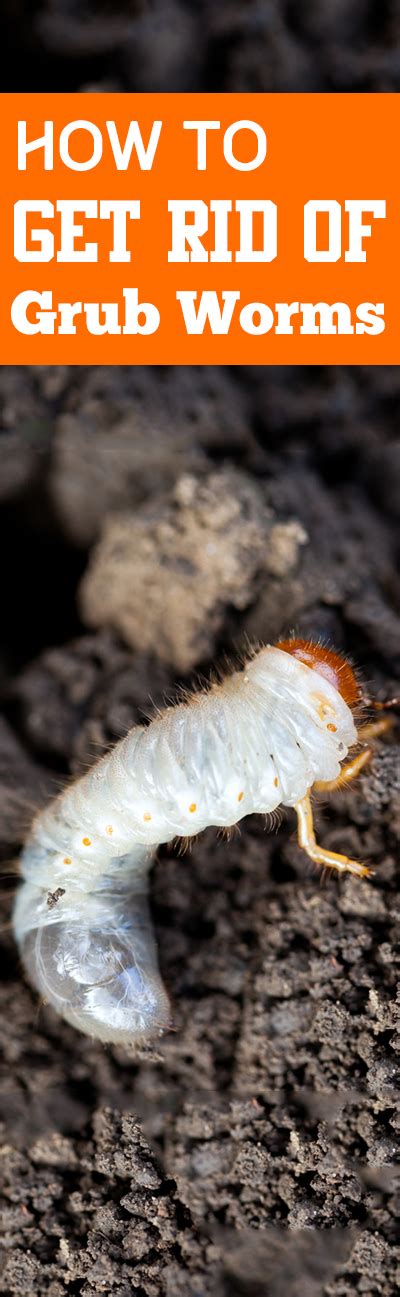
[
  {"left": 1, "top": 4, "right": 400, "bottom": 1292},
  {"left": 0, "top": 364, "right": 399, "bottom": 1296}
]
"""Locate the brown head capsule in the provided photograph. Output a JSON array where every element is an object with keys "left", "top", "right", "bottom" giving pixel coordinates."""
[{"left": 276, "top": 637, "right": 360, "bottom": 709}]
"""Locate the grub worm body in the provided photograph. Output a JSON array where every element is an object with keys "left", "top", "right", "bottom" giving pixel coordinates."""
[{"left": 13, "top": 641, "right": 371, "bottom": 1045}]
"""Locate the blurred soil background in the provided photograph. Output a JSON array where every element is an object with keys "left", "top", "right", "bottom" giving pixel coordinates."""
[
  {"left": 1, "top": 3, "right": 400, "bottom": 1295},
  {"left": 3, "top": 0, "right": 400, "bottom": 92}
]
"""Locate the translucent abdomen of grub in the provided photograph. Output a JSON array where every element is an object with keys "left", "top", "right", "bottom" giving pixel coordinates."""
[{"left": 13, "top": 882, "right": 170, "bottom": 1045}]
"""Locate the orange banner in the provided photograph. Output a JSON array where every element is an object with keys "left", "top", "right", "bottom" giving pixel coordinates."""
[{"left": 0, "top": 93, "right": 398, "bottom": 363}]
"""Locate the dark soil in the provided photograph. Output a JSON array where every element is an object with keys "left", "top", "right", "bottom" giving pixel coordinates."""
[
  {"left": 3, "top": 0, "right": 400, "bottom": 93},
  {"left": 0, "top": 364, "right": 399, "bottom": 1296},
  {"left": 1, "top": 4, "right": 400, "bottom": 1294}
]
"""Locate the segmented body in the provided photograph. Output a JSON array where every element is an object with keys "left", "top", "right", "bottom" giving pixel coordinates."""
[{"left": 13, "top": 646, "right": 357, "bottom": 1044}]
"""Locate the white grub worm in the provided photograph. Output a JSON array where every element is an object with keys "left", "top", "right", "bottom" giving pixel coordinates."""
[{"left": 13, "top": 639, "right": 389, "bottom": 1046}]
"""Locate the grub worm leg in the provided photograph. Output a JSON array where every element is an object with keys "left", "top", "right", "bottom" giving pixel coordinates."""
[
  {"left": 357, "top": 716, "right": 395, "bottom": 743},
  {"left": 295, "top": 793, "right": 372, "bottom": 879},
  {"left": 314, "top": 746, "right": 372, "bottom": 793}
]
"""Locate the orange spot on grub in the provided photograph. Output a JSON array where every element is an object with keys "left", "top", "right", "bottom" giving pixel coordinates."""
[
  {"left": 276, "top": 637, "right": 360, "bottom": 709},
  {"left": 237, "top": 791, "right": 244, "bottom": 802},
  {"left": 82, "top": 837, "right": 91, "bottom": 847},
  {"left": 312, "top": 693, "right": 333, "bottom": 720},
  {"left": 105, "top": 825, "right": 113, "bottom": 835},
  {"left": 274, "top": 777, "right": 279, "bottom": 787},
  {"left": 63, "top": 857, "right": 72, "bottom": 865},
  {"left": 327, "top": 723, "right": 337, "bottom": 732},
  {"left": 189, "top": 803, "right": 197, "bottom": 813},
  {"left": 143, "top": 813, "right": 152, "bottom": 822}
]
